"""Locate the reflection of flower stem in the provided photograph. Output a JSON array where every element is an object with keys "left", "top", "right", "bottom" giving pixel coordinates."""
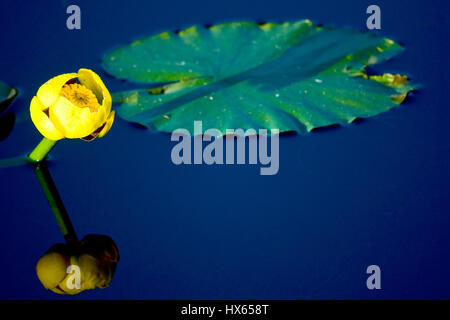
[
  {"left": 33, "top": 161, "right": 78, "bottom": 244},
  {"left": 28, "top": 138, "right": 57, "bottom": 162}
]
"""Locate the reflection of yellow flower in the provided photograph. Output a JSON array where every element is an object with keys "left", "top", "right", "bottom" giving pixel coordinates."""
[
  {"left": 36, "top": 235, "right": 119, "bottom": 295},
  {"left": 30, "top": 69, "right": 115, "bottom": 141}
]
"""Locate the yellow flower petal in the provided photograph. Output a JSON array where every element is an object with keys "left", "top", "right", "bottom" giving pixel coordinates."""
[
  {"left": 36, "top": 251, "right": 69, "bottom": 290},
  {"left": 49, "top": 97, "right": 106, "bottom": 139},
  {"left": 36, "top": 73, "right": 78, "bottom": 108},
  {"left": 78, "top": 68, "right": 112, "bottom": 115},
  {"left": 57, "top": 256, "right": 84, "bottom": 295},
  {"left": 98, "top": 110, "right": 115, "bottom": 138},
  {"left": 30, "top": 96, "right": 64, "bottom": 140},
  {"left": 78, "top": 253, "right": 112, "bottom": 290}
]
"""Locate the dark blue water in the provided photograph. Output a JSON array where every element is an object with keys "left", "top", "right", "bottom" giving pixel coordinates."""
[{"left": 0, "top": 0, "right": 449, "bottom": 299}]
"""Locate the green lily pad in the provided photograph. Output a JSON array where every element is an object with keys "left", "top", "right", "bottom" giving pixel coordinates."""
[
  {"left": 103, "top": 20, "right": 415, "bottom": 134},
  {"left": 0, "top": 81, "right": 18, "bottom": 114}
]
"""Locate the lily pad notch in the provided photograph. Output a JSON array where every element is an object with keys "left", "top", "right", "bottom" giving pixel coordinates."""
[{"left": 0, "top": 81, "right": 18, "bottom": 114}]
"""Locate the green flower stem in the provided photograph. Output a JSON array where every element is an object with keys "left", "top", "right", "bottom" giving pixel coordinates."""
[
  {"left": 33, "top": 161, "right": 78, "bottom": 245},
  {"left": 28, "top": 138, "right": 57, "bottom": 162}
]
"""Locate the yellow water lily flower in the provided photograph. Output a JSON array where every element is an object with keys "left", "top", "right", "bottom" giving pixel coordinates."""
[
  {"left": 30, "top": 68, "right": 115, "bottom": 141},
  {"left": 36, "top": 235, "right": 119, "bottom": 295}
]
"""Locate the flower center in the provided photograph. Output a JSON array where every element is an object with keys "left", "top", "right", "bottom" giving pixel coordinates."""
[{"left": 60, "top": 83, "right": 99, "bottom": 112}]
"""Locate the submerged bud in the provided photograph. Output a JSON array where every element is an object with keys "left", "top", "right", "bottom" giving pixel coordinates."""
[{"left": 36, "top": 235, "right": 119, "bottom": 295}]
